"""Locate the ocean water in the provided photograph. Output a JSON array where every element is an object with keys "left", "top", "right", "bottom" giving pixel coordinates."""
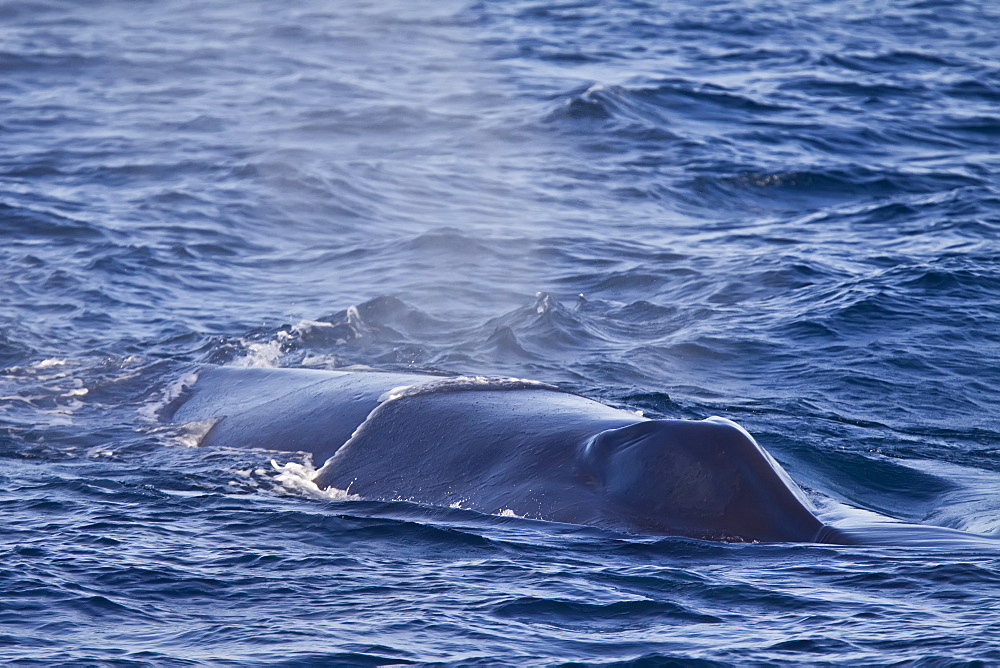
[{"left": 2, "top": 0, "right": 1000, "bottom": 664}]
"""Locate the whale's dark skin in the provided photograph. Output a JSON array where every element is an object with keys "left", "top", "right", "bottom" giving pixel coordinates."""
[{"left": 168, "top": 366, "right": 995, "bottom": 547}]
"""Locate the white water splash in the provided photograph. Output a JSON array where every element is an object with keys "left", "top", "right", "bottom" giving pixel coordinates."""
[
  {"left": 139, "top": 369, "right": 200, "bottom": 421},
  {"left": 232, "top": 331, "right": 293, "bottom": 368},
  {"left": 271, "top": 459, "right": 361, "bottom": 501}
]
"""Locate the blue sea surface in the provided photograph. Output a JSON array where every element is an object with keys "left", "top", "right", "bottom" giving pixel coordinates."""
[{"left": 2, "top": 0, "right": 1000, "bottom": 664}]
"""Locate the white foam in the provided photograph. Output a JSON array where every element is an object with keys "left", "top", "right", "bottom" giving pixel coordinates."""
[
  {"left": 270, "top": 459, "right": 361, "bottom": 501},
  {"left": 139, "top": 369, "right": 199, "bottom": 421},
  {"left": 37, "top": 358, "right": 72, "bottom": 369},
  {"left": 2, "top": 358, "right": 75, "bottom": 380},
  {"left": 535, "top": 291, "right": 554, "bottom": 314},
  {"left": 345, "top": 305, "right": 369, "bottom": 333},
  {"left": 231, "top": 333, "right": 292, "bottom": 368},
  {"left": 291, "top": 319, "right": 336, "bottom": 335},
  {"left": 300, "top": 354, "right": 342, "bottom": 367}
]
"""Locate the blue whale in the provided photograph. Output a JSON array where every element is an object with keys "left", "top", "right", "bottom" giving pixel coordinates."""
[{"left": 168, "top": 366, "right": 996, "bottom": 546}]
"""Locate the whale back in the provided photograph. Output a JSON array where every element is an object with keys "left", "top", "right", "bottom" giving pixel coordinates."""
[
  {"left": 313, "top": 386, "right": 825, "bottom": 542},
  {"left": 170, "top": 367, "right": 829, "bottom": 543}
]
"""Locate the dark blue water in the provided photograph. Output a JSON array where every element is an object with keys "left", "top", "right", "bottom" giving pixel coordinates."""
[{"left": 2, "top": 0, "right": 1000, "bottom": 663}]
